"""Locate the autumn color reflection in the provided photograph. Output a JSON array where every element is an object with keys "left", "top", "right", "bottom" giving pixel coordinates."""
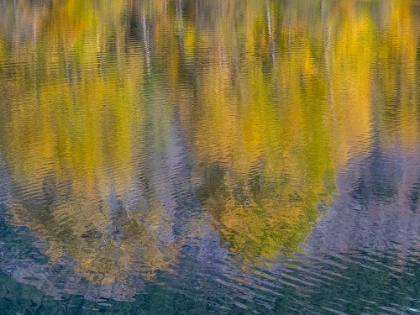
[{"left": 0, "top": 0, "right": 419, "bottom": 288}]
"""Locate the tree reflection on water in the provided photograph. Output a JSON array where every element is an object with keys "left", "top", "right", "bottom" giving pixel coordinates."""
[{"left": 0, "top": 0, "right": 419, "bottom": 308}]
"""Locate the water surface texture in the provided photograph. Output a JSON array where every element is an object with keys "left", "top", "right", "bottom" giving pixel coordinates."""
[{"left": 0, "top": 0, "right": 420, "bottom": 314}]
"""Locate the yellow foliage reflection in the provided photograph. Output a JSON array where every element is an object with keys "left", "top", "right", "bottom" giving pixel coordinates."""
[
  {"left": 0, "top": 0, "right": 419, "bottom": 277},
  {"left": 0, "top": 0, "right": 181, "bottom": 283}
]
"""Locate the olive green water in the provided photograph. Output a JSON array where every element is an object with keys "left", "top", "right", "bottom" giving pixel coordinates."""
[{"left": 1, "top": 0, "right": 420, "bottom": 314}]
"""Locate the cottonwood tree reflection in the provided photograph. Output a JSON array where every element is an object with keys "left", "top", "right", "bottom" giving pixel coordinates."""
[
  {"left": 0, "top": 0, "right": 419, "bottom": 304},
  {"left": 0, "top": 0, "right": 183, "bottom": 289}
]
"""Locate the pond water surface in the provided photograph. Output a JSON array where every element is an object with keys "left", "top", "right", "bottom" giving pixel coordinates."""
[{"left": 1, "top": 0, "right": 420, "bottom": 314}]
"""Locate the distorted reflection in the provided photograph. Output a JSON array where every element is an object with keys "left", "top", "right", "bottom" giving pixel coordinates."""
[{"left": 0, "top": 0, "right": 419, "bottom": 312}]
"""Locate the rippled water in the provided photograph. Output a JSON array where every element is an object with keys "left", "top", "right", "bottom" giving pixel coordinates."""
[{"left": 0, "top": 0, "right": 420, "bottom": 314}]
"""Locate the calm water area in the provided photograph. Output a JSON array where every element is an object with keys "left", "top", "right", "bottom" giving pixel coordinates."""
[{"left": 1, "top": 0, "right": 420, "bottom": 314}]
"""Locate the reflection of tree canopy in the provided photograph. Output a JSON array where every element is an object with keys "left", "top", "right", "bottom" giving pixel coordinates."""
[
  {"left": 181, "top": 0, "right": 419, "bottom": 264},
  {"left": 0, "top": 0, "right": 182, "bottom": 283},
  {"left": 0, "top": 0, "right": 419, "bottom": 273}
]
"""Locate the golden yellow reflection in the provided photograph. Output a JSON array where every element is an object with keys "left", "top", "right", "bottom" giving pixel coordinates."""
[
  {"left": 0, "top": 0, "right": 181, "bottom": 283},
  {"left": 0, "top": 0, "right": 419, "bottom": 277}
]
